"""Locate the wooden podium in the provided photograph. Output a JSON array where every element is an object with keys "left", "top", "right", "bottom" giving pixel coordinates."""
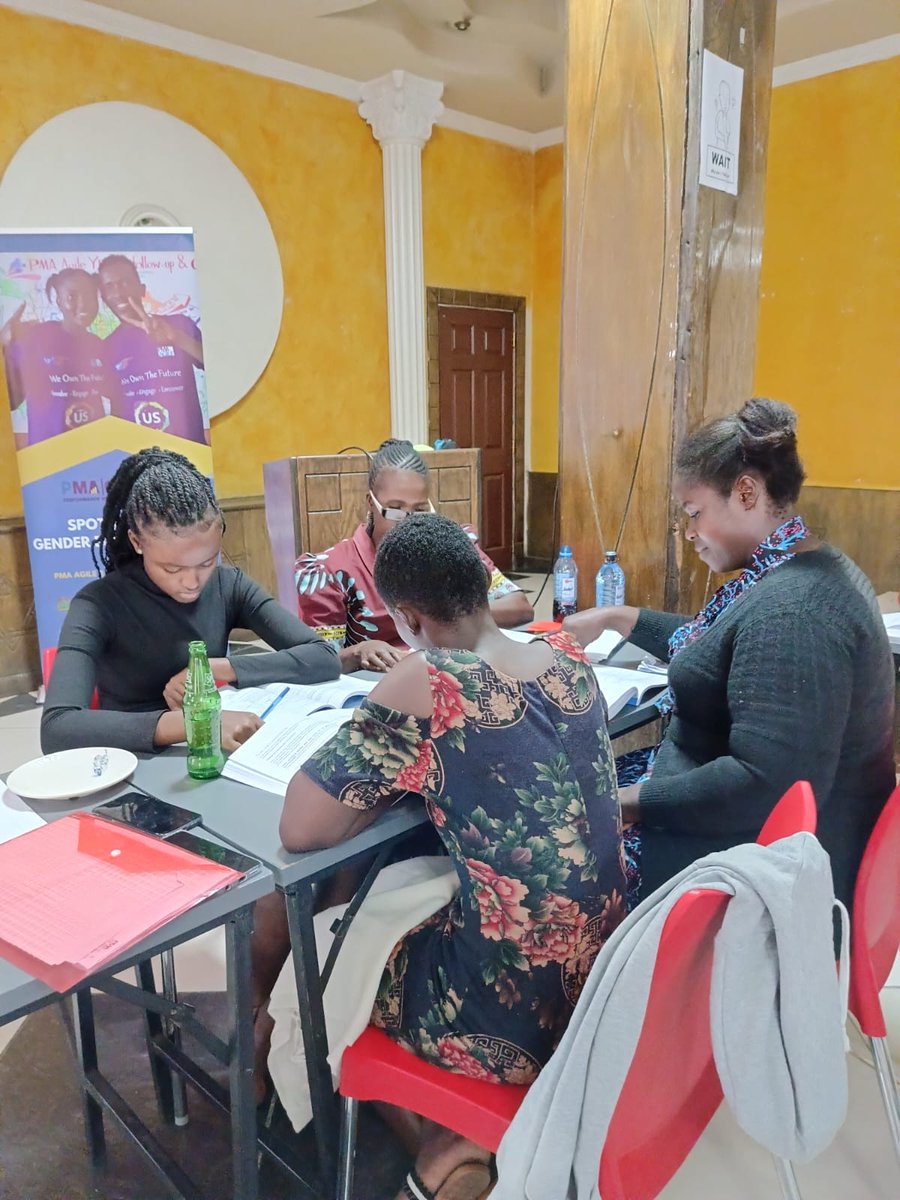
[{"left": 263, "top": 448, "right": 483, "bottom": 610}]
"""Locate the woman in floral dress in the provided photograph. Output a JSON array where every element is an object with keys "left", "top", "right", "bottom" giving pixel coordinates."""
[{"left": 281, "top": 515, "right": 624, "bottom": 1200}]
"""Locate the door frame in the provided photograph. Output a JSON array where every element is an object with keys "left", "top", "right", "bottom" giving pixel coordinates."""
[{"left": 426, "top": 287, "right": 526, "bottom": 569}]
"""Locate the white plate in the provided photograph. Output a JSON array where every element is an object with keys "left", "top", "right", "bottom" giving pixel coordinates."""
[{"left": 6, "top": 747, "right": 138, "bottom": 802}]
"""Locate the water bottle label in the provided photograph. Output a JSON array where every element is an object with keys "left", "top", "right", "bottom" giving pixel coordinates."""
[{"left": 559, "top": 577, "right": 576, "bottom": 603}]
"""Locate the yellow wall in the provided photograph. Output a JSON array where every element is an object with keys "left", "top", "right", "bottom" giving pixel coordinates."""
[
  {"left": 754, "top": 57, "right": 899, "bottom": 490},
  {"left": 531, "top": 144, "right": 564, "bottom": 474},
  {"left": 424, "top": 128, "right": 533, "bottom": 297},
  {"left": 0, "top": 6, "right": 541, "bottom": 516}
]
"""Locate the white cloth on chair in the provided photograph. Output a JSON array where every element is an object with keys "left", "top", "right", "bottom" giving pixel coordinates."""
[
  {"left": 493, "top": 834, "right": 849, "bottom": 1200},
  {"left": 267, "top": 855, "right": 458, "bottom": 1132}
]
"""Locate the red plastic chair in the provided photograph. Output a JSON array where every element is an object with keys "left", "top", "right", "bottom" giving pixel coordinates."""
[
  {"left": 848, "top": 782, "right": 900, "bottom": 1165},
  {"left": 42, "top": 646, "right": 100, "bottom": 710},
  {"left": 336, "top": 781, "right": 818, "bottom": 1200}
]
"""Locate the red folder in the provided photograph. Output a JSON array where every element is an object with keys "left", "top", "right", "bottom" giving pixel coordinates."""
[
  {"left": 526, "top": 620, "right": 562, "bottom": 633},
  {"left": 0, "top": 813, "right": 241, "bottom": 992}
]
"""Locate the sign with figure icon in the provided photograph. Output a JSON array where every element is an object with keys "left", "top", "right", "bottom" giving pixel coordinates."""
[
  {"left": 0, "top": 228, "right": 213, "bottom": 659},
  {"left": 699, "top": 50, "right": 744, "bottom": 195}
]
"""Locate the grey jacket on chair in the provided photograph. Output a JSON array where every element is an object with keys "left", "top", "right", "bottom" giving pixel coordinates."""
[{"left": 493, "top": 835, "right": 848, "bottom": 1200}]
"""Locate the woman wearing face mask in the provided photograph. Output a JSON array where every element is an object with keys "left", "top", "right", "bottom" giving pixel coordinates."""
[
  {"left": 296, "top": 439, "right": 534, "bottom": 673},
  {"left": 564, "top": 398, "right": 895, "bottom": 912},
  {"left": 41, "top": 447, "right": 339, "bottom": 756},
  {"left": 2, "top": 269, "right": 110, "bottom": 449}
]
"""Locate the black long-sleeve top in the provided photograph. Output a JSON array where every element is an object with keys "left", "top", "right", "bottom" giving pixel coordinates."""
[{"left": 41, "top": 561, "right": 339, "bottom": 755}]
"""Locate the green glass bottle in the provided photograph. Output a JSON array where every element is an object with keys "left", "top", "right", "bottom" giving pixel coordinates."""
[{"left": 183, "top": 640, "right": 225, "bottom": 780}]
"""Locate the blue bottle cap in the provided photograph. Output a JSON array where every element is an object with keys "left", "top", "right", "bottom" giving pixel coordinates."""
[{"left": 559, "top": 545, "right": 572, "bottom": 556}]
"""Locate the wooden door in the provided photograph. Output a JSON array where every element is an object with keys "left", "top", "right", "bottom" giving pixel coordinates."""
[{"left": 438, "top": 306, "right": 515, "bottom": 569}]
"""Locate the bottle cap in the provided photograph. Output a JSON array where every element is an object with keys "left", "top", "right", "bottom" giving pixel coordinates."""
[
  {"left": 559, "top": 545, "right": 572, "bottom": 556},
  {"left": 605, "top": 550, "right": 617, "bottom": 561}
]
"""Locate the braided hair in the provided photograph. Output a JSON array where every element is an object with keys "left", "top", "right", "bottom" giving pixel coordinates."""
[
  {"left": 367, "top": 438, "right": 428, "bottom": 491},
  {"left": 366, "top": 439, "right": 429, "bottom": 535},
  {"left": 92, "top": 447, "right": 221, "bottom": 575}
]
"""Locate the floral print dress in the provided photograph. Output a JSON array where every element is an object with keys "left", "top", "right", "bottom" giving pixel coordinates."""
[{"left": 303, "top": 632, "right": 625, "bottom": 1085}]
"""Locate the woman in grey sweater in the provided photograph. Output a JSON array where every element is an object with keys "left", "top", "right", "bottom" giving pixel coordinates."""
[{"left": 565, "top": 399, "right": 895, "bottom": 910}]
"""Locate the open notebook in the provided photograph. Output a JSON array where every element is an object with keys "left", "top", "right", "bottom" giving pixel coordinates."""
[
  {"left": 221, "top": 677, "right": 377, "bottom": 796},
  {"left": 593, "top": 666, "right": 668, "bottom": 718}
]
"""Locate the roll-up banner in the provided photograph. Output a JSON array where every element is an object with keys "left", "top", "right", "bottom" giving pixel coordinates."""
[{"left": 0, "top": 228, "right": 213, "bottom": 669}]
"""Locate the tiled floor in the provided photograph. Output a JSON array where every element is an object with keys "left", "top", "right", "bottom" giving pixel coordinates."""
[{"left": 2, "top": 597, "right": 898, "bottom": 1196}]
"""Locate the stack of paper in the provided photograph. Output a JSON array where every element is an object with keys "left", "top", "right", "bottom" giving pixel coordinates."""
[
  {"left": 223, "top": 707, "right": 353, "bottom": 796},
  {"left": 592, "top": 666, "right": 668, "bottom": 718},
  {"left": 0, "top": 813, "right": 241, "bottom": 992},
  {"left": 882, "top": 613, "right": 900, "bottom": 654}
]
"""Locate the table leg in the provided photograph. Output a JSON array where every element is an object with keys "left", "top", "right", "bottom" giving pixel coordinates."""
[
  {"left": 160, "top": 948, "right": 190, "bottom": 1126},
  {"left": 135, "top": 958, "right": 176, "bottom": 1125},
  {"left": 284, "top": 882, "right": 339, "bottom": 1191},
  {"left": 225, "top": 904, "right": 258, "bottom": 1200},
  {"left": 71, "top": 988, "right": 107, "bottom": 1169}
]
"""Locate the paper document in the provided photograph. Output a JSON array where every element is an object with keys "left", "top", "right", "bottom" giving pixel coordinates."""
[
  {"left": 0, "top": 785, "right": 45, "bottom": 845},
  {"left": 220, "top": 676, "right": 375, "bottom": 720},
  {"left": 0, "top": 813, "right": 240, "bottom": 992},
  {"left": 223, "top": 707, "right": 352, "bottom": 796},
  {"left": 592, "top": 666, "right": 667, "bottom": 719},
  {"left": 584, "top": 629, "right": 625, "bottom": 662},
  {"left": 882, "top": 613, "right": 900, "bottom": 653}
]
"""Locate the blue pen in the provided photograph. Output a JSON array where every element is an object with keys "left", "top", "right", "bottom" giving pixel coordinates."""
[{"left": 260, "top": 686, "right": 290, "bottom": 720}]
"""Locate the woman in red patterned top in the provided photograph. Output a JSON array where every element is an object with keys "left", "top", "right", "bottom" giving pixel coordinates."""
[{"left": 295, "top": 439, "right": 533, "bottom": 673}]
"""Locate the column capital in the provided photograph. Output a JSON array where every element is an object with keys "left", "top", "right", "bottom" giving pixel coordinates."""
[{"left": 359, "top": 70, "right": 444, "bottom": 147}]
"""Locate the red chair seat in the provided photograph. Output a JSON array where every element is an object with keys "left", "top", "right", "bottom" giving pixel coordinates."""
[{"left": 337, "top": 781, "right": 818, "bottom": 1199}]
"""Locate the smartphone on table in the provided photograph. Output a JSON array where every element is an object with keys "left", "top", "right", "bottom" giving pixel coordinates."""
[
  {"left": 93, "top": 791, "right": 202, "bottom": 838},
  {"left": 167, "top": 830, "right": 261, "bottom": 878}
]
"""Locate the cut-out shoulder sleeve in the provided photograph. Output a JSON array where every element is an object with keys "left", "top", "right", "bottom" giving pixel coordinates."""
[{"left": 301, "top": 700, "right": 433, "bottom": 810}]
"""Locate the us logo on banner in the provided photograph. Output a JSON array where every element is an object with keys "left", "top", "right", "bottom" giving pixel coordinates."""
[{"left": 0, "top": 228, "right": 214, "bottom": 663}]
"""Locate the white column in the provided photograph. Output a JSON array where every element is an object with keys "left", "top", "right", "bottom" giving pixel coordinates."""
[{"left": 359, "top": 70, "right": 444, "bottom": 444}]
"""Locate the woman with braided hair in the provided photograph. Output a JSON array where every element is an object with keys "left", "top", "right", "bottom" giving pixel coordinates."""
[
  {"left": 296, "top": 438, "right": 534, "bottom": 672},
  {"left": 41, "top": 446, "right": 338, "bottom": 755}
]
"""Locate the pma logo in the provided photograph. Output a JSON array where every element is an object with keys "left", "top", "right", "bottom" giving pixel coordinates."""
[
  {"left": 62, "top": 476, "right": 110, "bottom": 501},
  {"left": 56, "top": 597, "right": 71, "bottom": 613}
]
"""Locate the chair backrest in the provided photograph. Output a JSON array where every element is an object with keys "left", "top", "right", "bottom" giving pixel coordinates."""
[
  {"left": 849, "top": 783, "right": 900, "bottom": 1035},
  {"left": 598, "top": 781, "right": 818, "bottom": 1200},
  {"left": 758, "top": 779, "right": 817, "bottom": 846},
  {"left": 262, "top": 448, "right": 483, "bottom": 609}
]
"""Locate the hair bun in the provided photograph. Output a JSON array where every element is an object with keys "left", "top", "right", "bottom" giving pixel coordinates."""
[
  {"left": 376, "top": 437, "right": 414, "bottom": 452},
  {"left": 736, "top": 398, "right": 797, "bottom": 451}
]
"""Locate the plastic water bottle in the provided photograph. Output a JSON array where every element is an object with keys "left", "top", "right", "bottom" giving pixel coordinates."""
[
  {"left": 183, "top": 640, "right": 224, "bottom": 780},
  {"left": 596, "top": 550, "right": 626, "bottom": 607},
  {"left": 552, "top": 545, "right": 578, "bottom": 621}
]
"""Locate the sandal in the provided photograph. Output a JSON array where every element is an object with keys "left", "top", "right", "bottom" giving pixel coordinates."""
[{"left": 401, "top": 1160, "right": 493, "bottom": 1200}]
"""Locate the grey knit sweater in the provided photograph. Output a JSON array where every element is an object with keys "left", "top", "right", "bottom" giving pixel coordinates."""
[{"left": 632, "top": 545, "right": 895, "bottom": 907}]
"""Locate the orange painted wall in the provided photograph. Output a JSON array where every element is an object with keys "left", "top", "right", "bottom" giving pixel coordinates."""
[
  {"left": 754, "top": 57, "right": 899, "bottom": 489},
  {"left": 0, "top": 5, "right": 389, "bottom": 514},
  {"left": 423, "top": 127, "right": 533, "bottom": 298},
  {"left": 0, "top": 6, "right": 545, "bottom": 519}
]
